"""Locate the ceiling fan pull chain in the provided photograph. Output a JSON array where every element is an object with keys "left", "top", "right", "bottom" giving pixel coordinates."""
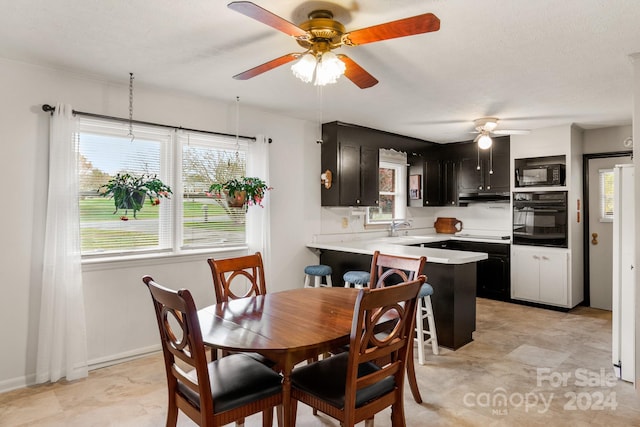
[
  {"left": 476, "top": 144, "right": 480, "bottom": 170},
  {"left": 128, "top": 72, "right": 135, "bottom": 142}
]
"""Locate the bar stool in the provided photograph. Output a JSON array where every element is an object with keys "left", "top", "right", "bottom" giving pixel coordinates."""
[
  {"left": 416, "top": 282, "right": 439, "bottom": 364},
  {"left": 343, "top": 270, "right": 370, "bottom": 288},
  {"left": 304, "top": 264, "right": 333, "bottom": 288}
]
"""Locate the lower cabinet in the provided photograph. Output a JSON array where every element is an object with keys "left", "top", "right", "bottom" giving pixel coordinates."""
[{"left": 511, "top": 245, "right": 569, "bottom": 307}]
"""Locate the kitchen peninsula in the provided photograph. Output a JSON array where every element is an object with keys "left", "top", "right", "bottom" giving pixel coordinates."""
[{"left": 307, "top": 236, "right": 488, "bottom": 350}]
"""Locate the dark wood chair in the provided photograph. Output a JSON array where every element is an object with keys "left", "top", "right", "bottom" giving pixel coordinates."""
[
  {"left": 290, "top": 277, "right": 424, "bottom": 427},
  {"left": 142, "top": 276, "right": 282, "bottom": 427},
  {"left": 369, "top": 250, "right": 427, "bottom": 404},
  {"left": 207, "top": 252, "right": 267, "bottom": 302}
]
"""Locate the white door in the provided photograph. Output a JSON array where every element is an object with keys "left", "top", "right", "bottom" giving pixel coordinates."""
[{"left": 588, "top": 156, "right": 632, "bottom": 310}]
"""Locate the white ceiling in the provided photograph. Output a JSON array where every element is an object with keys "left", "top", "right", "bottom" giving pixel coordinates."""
[{"left": 2, "top": 0, "right": 639, "bottom": 142}]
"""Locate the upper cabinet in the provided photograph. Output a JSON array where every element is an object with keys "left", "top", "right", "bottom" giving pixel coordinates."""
[
  {"left": 418, "top": 136, "right": 510, "bottom": 206},
  {"left": 321, "top": 122, "right": 435, "bottom": 207},
  {"left": 458, "top": 136, "right": 510, "bottom": 194}
]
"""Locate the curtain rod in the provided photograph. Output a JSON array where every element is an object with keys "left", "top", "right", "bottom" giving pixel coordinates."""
[{"left": 41, "top": 104, "right": 271, "bottom": 143}]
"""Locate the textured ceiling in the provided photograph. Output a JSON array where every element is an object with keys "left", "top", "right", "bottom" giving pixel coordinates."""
[{"left": 2, "top": 0, "right": 639, "bottom": 142}]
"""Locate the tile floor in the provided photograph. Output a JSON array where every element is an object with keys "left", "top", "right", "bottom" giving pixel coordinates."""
[{"left": 2, "top": 298, "right": 640, "bottom": 426}]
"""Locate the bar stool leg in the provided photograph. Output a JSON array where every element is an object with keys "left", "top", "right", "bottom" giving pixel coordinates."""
[
  {"left": 425, "top": 295, "right": 439, "bottom": 355},
  {"left": 314, "top": 275, "right": 322, "bottom": 288},
  {"left": 325, "top": 274, "right": 332, "bottom": 287},
  {"left": 304, "top": 275, "right": 311, "bottom": 288},
  {"left": 416, "top": 297, "right": 426, "bottom": 365}
]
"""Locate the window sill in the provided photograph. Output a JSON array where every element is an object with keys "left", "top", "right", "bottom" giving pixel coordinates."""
[{"left": 81, "top": 246, "right": 249, "bottom": 272}]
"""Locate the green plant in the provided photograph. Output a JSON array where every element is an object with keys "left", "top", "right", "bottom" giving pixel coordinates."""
[
  {"left": 98, "top": 173, "right": 172, "bottom": 219},
  {"left": 208, "top": 176, "right": 271, "bottom": 207}
]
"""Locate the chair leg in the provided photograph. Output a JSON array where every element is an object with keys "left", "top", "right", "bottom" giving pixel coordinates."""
[
  {"left": 262, "top": 407, "right": 273, "bottom": 427},
  {"left": 314, "top": 275, "right": 322, "bottom": 288},
  {"left": 235, "top": 418, "right": 245, "bottom": 427},
  {"left": 291, "top": 398, "right": 298, "bottom": 425},
  {"left": 304, "top": 274, "right": 311, "bottom": 288},
  {"left": 326, "top": 274, "right": 333, "bottom": 287},
  {"left": 166, "top": 399, "right": 178, "bottom": 427},
  {"left": 365, "top": 417, "right": 375, "bottom": 427},
  {"left": 390, "top": 400, "right": 406, "bottom": 427},
  {"left": 276, "top": 404, "right": 283, "bottom": 427},
  {"left": 344, "top": 281, "right": 351, "bottom": 288},
  {"left": 405, "top": 342, "right": 423, "bottom": 404}
]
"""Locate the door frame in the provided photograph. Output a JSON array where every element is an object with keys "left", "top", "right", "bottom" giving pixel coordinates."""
[{"left": 582, "top": 151, "right": 632, "bottom": 306}]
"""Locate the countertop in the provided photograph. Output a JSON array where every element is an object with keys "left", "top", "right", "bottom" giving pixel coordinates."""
[{"left": 307, "top": 234, "right": 497, "bottom": 265}]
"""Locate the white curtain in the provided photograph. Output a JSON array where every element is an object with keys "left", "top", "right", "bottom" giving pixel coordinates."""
[
  {"left": 36, "top": 103, "right": 88, "bottom": 383},
  {"left": 246, "top": 134, "right": 272, "bottom": 282}
]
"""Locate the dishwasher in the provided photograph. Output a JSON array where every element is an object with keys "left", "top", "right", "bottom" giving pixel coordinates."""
[{"left": 421, "top": 240, "right": 511, "bottom": 301}]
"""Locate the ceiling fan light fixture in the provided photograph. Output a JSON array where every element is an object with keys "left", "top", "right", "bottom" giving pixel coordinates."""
[
  {"left": 291, "top": 53, "right": 317, "bottom": 83},
  {"left": 477, "top": 132, "right": 493, "bottom": 149},
  {"left": 314, "top": 51, "right": 345, "bottom": 85}
]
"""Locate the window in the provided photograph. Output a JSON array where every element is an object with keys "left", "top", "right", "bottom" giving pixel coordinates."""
[
  {"left": 599, "top": 168, "right": 614, "bottom": 222},
  {"left": 366, "top": 150, "right": 407, "bottom": 224},
  {"left": 78, "top": 117, "right": 248, "bottom": 258}
]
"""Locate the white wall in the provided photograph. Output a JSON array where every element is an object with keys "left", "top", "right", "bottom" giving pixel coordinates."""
[
  {"left": 0, "top": 58, "right": 321, "bottom": 391},
  {"left": 583, "top": 125, "right": 633, "bottom": 154}
]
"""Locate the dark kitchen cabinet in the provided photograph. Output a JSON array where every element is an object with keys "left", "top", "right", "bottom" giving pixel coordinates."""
[
  {"left": 458, "top": 136, "right": 510, "bottom": 194},
  {"left": 422, "top": 240, "right": 511, "bottom": 301},
  {"left": 420, "top": 145, "right": 459, "bottom": 206},
  {"left": 423, "top": 157, "right": 442, "bottom": 206},
  {"left": 321, "top": 121, "right": 436, "bottom": 207}
]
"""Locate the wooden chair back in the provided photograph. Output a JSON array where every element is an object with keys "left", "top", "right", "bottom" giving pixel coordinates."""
[
  {"left": 142, "top": 276, "right": 215, "bottom": 425},
  {"left": 346, "top": 277, "right": 424, "bottom": 424},
  {"left": 369, "top": 250, "right": 426, "bottom": 288},
  {"left": 142, "top": 275, "right": 281, "bottom": 427},
  {"left": 207, "top": 252, "right": 267, "bottom": 302}
]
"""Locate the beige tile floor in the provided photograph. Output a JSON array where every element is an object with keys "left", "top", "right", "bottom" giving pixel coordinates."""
[{"left": 2, "top": 298, "right": 640, "bottom": 426}]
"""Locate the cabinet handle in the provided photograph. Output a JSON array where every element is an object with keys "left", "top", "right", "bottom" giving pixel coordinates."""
[
  {"left": 533, "top": 255, "right": 540, "bottom": 260},
  {"left": 542, "top": 256, "right": 549, "bottom": 260}
]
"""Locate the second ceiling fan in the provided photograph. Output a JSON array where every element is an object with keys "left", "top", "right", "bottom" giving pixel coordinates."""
[{"left": 227, "top": 1, "right": 441, "bottom": 88}]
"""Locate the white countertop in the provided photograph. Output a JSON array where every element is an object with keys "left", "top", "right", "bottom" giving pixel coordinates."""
[{"left": 307, "top": 234, "right": 491, "bottom": 265}]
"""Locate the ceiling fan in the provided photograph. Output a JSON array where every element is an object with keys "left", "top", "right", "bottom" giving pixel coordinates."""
[
  {"left": 473, "top": 117, "right": 530, "bottom": 149},
  {"left": 227, "top": 1, "right": 440, "bottom": 88}
]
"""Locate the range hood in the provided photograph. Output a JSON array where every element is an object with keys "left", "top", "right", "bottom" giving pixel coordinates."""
[{"left": 458, "top": 192, "right": 510, "bottom": 204}]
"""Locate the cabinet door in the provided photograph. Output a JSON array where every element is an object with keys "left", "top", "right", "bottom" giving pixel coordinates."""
[
  {"left": 359, "top": 145, "right": 379, "bottom": 206},
  {"left": 511, "top": 248, "right": 540, "bottom": 301},
  {"left": 477, "top": 255, "right": 510, "bottom": 300},
  {"left": 458, "top": 157, "right": 483, "bottom": 192},
  {"left": 443, "top": 160, "right": 458, "bottom": 205},
  {"left": 423, "top": 158, "right": 442, "bottom": 206},
  {"left": 338, "top": 142, "right": 361, "bottom": 205},
  {"left": 484, "top": 152, "right": 510, "bottom": 192},
  {"left": 538, "top": 251, "right": 568, "bottom": 306}
]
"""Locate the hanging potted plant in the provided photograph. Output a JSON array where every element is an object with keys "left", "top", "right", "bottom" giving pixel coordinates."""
[
  {"left": 208, "top": 176, "right": 272, "bottom": 209},
  {"left": 98, "top": 172, "right": 172, "bottom": 220}
]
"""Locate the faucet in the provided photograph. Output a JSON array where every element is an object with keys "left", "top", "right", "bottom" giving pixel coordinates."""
[{"left": 388, "top": 219, "right": 412, "bottom": 237}]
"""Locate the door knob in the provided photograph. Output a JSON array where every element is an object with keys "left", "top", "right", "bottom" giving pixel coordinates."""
[{"left": 591, "top": 233, "right": 598, "bottom": 245}]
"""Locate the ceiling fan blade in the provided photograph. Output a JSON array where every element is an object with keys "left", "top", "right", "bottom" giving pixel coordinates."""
[
  {"left": 227, "top": 1, "right": 307, "bottom": 38},
  {"left": 344, "top": 13, "right": 440, "bottom": 46},
  {"left": 233, "top": 53, "right": 300, "bottom": 80},
  {"left": 493, "top": 129, "right": 531, "bottom": 135},
  {"left": 338, "top": 55, "right": 379, "bottom": 89}
]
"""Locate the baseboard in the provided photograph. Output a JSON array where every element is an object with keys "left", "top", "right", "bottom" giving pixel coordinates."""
[{"left": 0, "top": 344, "right": 161, "bottom": 395}]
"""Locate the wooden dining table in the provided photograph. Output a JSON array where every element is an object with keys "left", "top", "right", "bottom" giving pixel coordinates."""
[{"left": 197, "top": 287, "right": 360, "bottom": 427}]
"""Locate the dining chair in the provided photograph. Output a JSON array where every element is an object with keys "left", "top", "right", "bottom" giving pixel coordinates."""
[
  {"left": 369, "top": 250, "right": 436, "bottom": 404},
  {"left": 290, "top": 276, "right": 424, "bottom": 427},
  {"left": 141, "top": 276, "right": 282, "bottom": 427},
  {"left": 207, "top": 252, "right": 276, "bottom": 369},
  {"left": 207, "top": 252, "right": 267, "bottom": 302}
]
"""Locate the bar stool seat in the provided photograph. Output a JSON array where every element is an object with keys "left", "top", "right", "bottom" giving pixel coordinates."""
[
  {"left": 304, "top": 264, "right": 333, "bottom": 288},
  {"left": 343, "top": 271, "right": 370, "bottom": 288},
  {"left": 416, "top": 282, "right": 439, "bottom": 363}
]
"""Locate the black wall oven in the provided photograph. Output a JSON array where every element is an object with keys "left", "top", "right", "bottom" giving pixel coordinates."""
[{"left": 513, "top": 191, "right": 568, "bottom": 248}]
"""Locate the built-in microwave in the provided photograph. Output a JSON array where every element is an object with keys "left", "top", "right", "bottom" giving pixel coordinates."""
[{"left": 515, "top": 164, "right": 565, "bottom": 187}]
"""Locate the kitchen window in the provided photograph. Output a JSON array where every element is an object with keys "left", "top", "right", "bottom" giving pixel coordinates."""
[
  {"left": 366, "top": 149, "right": 407, "bottom": 225},
  {"left": 77, "top": 117, "right": 248, "bottom": 259}
]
